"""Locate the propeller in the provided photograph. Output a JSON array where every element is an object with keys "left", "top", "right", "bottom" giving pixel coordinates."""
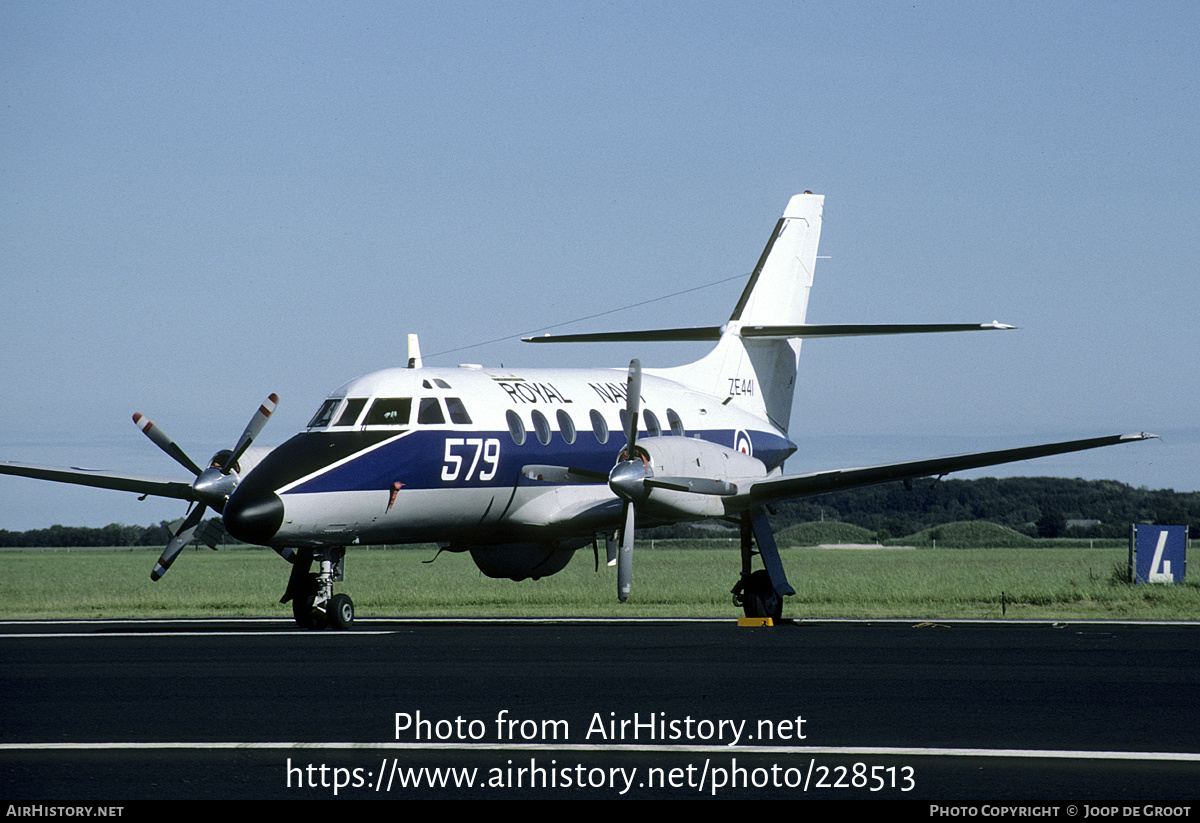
[
  {"left": 133, "top": 414, "right": 203, "bottom": 476},
  {"left": 136, "top": 393, "right": 278, "bottom": 581},
  {"left": 608, "top": 359, "right": 650, "bottom": 602},
  {"left": 517, "top": 359, "right": 738, "bottom": 602}
]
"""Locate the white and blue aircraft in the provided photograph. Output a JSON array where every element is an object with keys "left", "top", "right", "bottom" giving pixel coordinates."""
[{"left": 0, "top": 193, "right": 1155, "bottom": 628}]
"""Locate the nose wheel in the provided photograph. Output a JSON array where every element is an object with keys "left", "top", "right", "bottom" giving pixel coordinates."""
[
  {"left": 328, "top": 593, "right": 355, "bottom": 630},
  {"left": 282, "top": 547, "right": 354, "bottom": 630}
]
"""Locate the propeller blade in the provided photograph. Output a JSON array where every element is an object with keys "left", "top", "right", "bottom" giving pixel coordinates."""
[
  {"left": 644, "top": 476, "right": 738, "bottom": 495},
  {"left": 222, "top": 393, "right": 279, "bottom": 473},
  {"left": 150, "top": 504, "right": 206, "bottom": 581},
  {"left": 618, "top": 501, "right": 634, "bottom": 602},
  {"left": 623, "top": 359, "right": 642, "bottom": 455},
  {"left": 133, "top": 413, "right": 203, "bottom": 476}
]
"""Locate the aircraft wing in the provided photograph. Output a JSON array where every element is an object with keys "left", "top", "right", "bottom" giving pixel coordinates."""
[
  {"left": 746, "top": 432, "right": 1157, "bottom": 501},
  {"left": 0, "top": 461, "right": 197, "bottom": 501}
]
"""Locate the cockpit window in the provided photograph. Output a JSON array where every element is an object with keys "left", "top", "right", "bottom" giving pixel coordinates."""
[
  {"left": 363, "top": 398, "right": 412, "bottom": 426},
  {"left": 307, "top": 399, "right": 341, "bottom": 428},
  {"left": 333, "top": 398, "right": 367, "bottom": 427},
  {"left": 445, "top": 397, "right": 472, "bottom": 424},
  {"left": 417, "top": 397, "right": 445, "bottom": 424}
]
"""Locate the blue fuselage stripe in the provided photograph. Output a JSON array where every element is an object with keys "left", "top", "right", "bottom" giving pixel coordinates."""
[{"left": 280, "top": 428, "right": 792, "bottom": 496}]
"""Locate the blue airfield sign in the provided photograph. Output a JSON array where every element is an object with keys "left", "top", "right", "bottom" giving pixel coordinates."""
[{"left": 1131, "top": 524, "right": 1187, "bottom": 584}]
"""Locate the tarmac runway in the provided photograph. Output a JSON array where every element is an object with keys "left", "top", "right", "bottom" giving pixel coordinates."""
[{"left": 2, "top": 618, "right": 1198, "bottom": 800}]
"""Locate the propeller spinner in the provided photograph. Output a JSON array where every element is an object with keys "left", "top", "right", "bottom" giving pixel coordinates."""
[{"left": 136, "top": 393, "right": 278, "bottom": 581}]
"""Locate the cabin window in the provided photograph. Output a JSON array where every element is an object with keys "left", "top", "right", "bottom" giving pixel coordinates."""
[
  {"left": 644, "top": 409, "right": 661, "bottom": 437},
  {"left": 531, "top": 410, "right": 551, "bottom": 445},
  {"left": 333, "top": 398, "right": 367, "bottom": 427},
  {"left": 506, "top": 410, "right": 526, "bottom": 445},
  {"left": 307, "top": 399, "right": 340, "bottom": 428},
  {"left": 445, "top": 397, "right": 472, "bottom": 425},
  {"left": 417, "top": 397, "right": 445, "bottom": 424},
  {"left": 590, "top": 409, "right": 609, "bottom": 444},
  {"left": 364, "top": 398, "right": 412, "bottom": 426},
  {"left": 667, "top": 408, "right": 685, "bottom": 436},
  {"left": 557, "top": 409, "right": 576, "bottom": 444},
  {"left": 618, "top": 408, "right": 636, "bottom": 442}
]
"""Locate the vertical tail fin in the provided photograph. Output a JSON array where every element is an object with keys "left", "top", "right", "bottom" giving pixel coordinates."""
[
  {"left": 659, "top": 193, "right": 824, "bottom": 433},
  {"left": 521, "top": 192, "right": 825, "bottom": 434},
  {"left": 729, "top": 192, "right": 824, "bottom": 328},
  {"left": 524, "top": 192, "right": 1002, "bottom": 433}
]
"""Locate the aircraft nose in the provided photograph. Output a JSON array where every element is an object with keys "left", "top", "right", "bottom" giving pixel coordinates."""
[{"left": 223, "top": 487, "right": 284, "bottom": 545}]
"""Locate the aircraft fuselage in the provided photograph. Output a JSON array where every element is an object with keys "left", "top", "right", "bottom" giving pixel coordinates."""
[{"left": 223, "top": 364, "right": 795, "bottom": 552}]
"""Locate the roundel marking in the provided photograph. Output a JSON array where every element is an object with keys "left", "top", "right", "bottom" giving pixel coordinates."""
[{"left": 735, "top": 430, "right": 753, "bottom": 457}]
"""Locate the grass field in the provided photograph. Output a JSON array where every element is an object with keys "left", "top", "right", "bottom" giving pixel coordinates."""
[{"left": 3, "top": 542, "right": 1197, "bottom": 620}]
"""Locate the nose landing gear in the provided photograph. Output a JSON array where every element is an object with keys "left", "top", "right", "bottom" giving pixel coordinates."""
[{"left": 281, "top": 546, "right": 354, "bottom": 630}]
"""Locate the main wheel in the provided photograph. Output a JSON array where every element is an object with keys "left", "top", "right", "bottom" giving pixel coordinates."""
[
  {"left": 329, "top": 593, "right": 355, "bottom": 630},
  {"left": 741, "top": 570, "right": 783, "bottom": 621}
]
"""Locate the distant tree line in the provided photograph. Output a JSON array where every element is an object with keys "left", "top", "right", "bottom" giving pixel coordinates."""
[
  {"left": 770, "top": 476, "right": 1200, "bottom": 540},
  {"left": 646, "top": 477, "right": 1200, "bottom": 541},
  {"left": 0, "top": 521, "right": 176, "bottom": 548},
  {"left": 2, "top": 478, "right": 1197, "bottom": 547}
]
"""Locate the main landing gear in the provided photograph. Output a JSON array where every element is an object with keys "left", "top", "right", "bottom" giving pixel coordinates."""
[
  {"left": 281, "top": 546, "right": 355, "bottom": 630},
  {"left": 731, "top": 507, "right": 794, "bottom": 621},
  {"left": 733, "top": 569, "right": 782, "bottom": 621}
]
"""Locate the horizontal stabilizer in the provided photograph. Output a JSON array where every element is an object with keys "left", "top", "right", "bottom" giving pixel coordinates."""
[
  {"left": 741, "top": 321, "right": 1015, "bottom": 339},
  {"left": 749, "top": 433, "right": 1157, "bottom": 501},
  {"left": 524, "top": 327, "right": 722, "bottom": 344},
  {"left": 523, "top": 322, "right": 1013, "bottom": 344}
]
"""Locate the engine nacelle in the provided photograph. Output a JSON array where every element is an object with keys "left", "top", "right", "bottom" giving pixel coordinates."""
[
  {"left": 637, "top": 436, "right": 767, "bottom": 486},
  {"left": 629, "top": 437, "right": 768, "bottom": 520}
]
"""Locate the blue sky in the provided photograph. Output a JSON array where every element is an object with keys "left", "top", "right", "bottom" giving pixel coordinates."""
[{"left": 2, "top": 2, "right": 1196, "bottom": 530}]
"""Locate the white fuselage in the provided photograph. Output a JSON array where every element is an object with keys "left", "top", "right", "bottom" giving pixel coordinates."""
[{"left": 228, "top": 363, "right": 794, "bottom": 551}]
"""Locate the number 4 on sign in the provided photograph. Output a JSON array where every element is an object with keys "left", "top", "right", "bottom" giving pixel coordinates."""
[{"left": 1149, "top": 530, "right": 1173, "bottom": 583}]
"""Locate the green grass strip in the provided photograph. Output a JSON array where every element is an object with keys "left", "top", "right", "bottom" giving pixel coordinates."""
[{"left": 3, "top": 543, "right": 1198, "bottom": 620}]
